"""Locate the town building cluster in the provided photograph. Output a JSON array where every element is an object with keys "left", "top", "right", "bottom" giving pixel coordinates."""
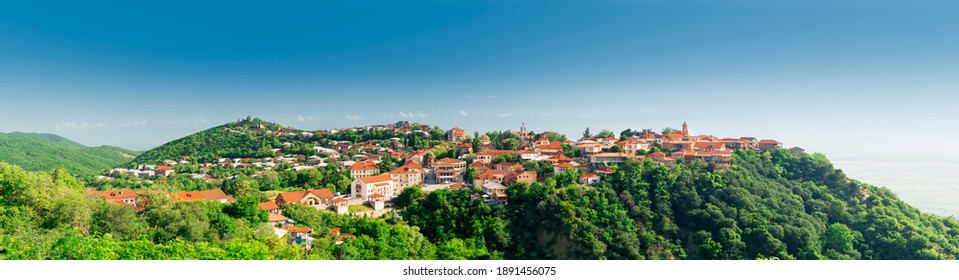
[{"left": 91, "top": 120, "right": 799, "bottom": 247}]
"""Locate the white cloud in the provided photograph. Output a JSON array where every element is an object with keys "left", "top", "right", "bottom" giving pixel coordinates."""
[
  {"left": 132, "top": 120, "right": 149, "bottom": 126},
  {"left": 486, "top": 95, "right": 498, "bottom": 99},
  {"left": 296, "top": 115, "right": 320, "bottom": 122},
  {"left": 56, "top": 122, "right": 76, "bottom": 129},
  {"left": 459, "top": 110, "right": 469, "bottom": 117},
  {"left": 193, "top": 119, "right": 209, "bottom": 124},
  {"left": 398, "top": 111, "right": 429, "bottom": 118},
  {"left": 56, "top": 121, "right": 107, "bottom": 129},
  {"left": 480, "top": 112, "right": 512, "bottom": 118},
  {"left": 295, "top": 115, "right": 318, "bottom": 122},
  {"left": 346, "top": 114, "right": 363, "bottom": 121}
]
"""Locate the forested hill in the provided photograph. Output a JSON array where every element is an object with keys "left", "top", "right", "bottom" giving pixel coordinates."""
[
  {"left": 128, "top": 117, "right": 299, "bottom": 166},
  {"left": 399, "top": 149, "right": 959, "bottom": 260},
  {"left": 0, "top": 132, "right": 140, "bottom": 177},
  {"left": 1, "top": 146, "right": 957, "bottom": 259}
]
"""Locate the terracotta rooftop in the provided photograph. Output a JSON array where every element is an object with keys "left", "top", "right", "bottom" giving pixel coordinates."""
[
  {"left": 358, "top": 173, "right": 393, "bottom": 184},
  {"left": 349, "top": 161, "right": 379, "bottom": 171},
  {"left": 277, "top": 189, "right": 335, "bottom": 203},
  {"left": 260, "top": 201, "right": 280, "bottom": 211},
  {"left": 268, "top": 212, "right": 287, "bottom": 222}
]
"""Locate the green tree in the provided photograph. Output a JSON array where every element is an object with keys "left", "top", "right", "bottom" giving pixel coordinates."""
[
  {"left": 501, "top": 139, "right": 520, "bottom": 151},
  {"left": 392, "top": 185, "right": 425, "bottom": 209},
  {"left": 91, "top": 203, "right": 147, "bottom": 241},
  {"left": 596, "top": 130, "right": 615, "bottom": 139},
  {"left": 224, "top": 196, "right": 268, "bottom": 223},
  {"left": 463, "top": 167, "right": 479, "bottom": 183},
  {"left": 821, "top": 223, "right": 861, "bottom": 259}
]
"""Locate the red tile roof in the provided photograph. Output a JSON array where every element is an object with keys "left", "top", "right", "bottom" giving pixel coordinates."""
[
  {"left": 433, "top": 158, "right": 466, "bottom": 167},
  {"left": 389, "top": 165, "right": 423, "bottom": 175},
  {"left": 282, "top": 225, "right": 312, "bottom": 233},
  {"left": 350, "top": 161, "right": 379, "bottom": 171},
  {"left": 277, "top": 189, "right": 335, "bottom": 204},
  {"left": 260, "top": 201, "right": 280, "bottom": 211},
  {"left": 268, "top": 212, "right": 287, "bottom": 222},
  {"left": 358, "top": 173, "right": 393, "bottom": 184},
  {"left": 539, "top": 142, "right": 564, "bottom": 150},
  {"left": 475, "top": 170, "right": 510, "bottom": 179}
]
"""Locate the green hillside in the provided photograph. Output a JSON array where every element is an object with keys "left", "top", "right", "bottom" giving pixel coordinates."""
[
  {"left": 2, "top": 149, "right": 958, "bottom": 259},
  {"left": 0, "top": 132, "right": 140, "bottom": 177},
  {"left": 129, "top": 117, "right": 294, "bottom": 166},
  {"left": 398, "top": 150, "right": 959, "bottom": 260}
]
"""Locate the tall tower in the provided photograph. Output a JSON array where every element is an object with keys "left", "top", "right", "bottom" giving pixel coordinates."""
[
  {"left": 520, "top": 122, "right": 529, "bottom": 142},
  {"left": 682, "top": 121, "right": 689, "bottom": 136}
]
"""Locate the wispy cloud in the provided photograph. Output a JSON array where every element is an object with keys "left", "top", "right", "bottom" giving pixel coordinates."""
[
  {"left": 398, "top": 111, "right": 429, "bottom": 118},
  {"left": 295, "top": 115, "right": 317, "bottom": 122},
  {"left": 56, "top": 121, "right": 107, "bottom": 129},
  {"left": 345, "top": 114, "right": 363, "bottom": 121},
  {"left": 486, "top": 95, "right": 498, "bottom": 99},
  {"left": 123, "top": 119, "right": 211, "bottom": 127},
  {"left": 479, "top": 112, "right": 513, "bottom": 118},
  {"left": 459, "top": 110, "right": 469, "bottom": 117}
]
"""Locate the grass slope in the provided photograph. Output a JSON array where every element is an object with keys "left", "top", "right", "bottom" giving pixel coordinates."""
[{"left": 0, "top": 132, "right": 140, "bottom": 177}]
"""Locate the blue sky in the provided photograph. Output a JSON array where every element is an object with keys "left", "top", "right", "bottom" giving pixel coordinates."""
[{"left": 1, "top": 0, "right": 957, "bottom": 159}]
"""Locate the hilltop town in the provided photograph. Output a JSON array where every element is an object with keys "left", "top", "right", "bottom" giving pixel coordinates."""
[{"left": 87, "top": 118, "right": 800, "bottom": 247}]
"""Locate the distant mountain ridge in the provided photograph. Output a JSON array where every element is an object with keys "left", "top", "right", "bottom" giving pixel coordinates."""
[{"left": 0, "top": 132, "right": 140, "bottom": 177}]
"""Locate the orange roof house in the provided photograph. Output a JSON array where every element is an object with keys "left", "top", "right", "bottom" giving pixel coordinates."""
[
  {"left": 579, "top": 173, "right": 601, "bottom": 185},
  {"left": 87, "top": 189, "right": 140, "bottom": 207},
  {"left": 268, "top": 212, "right": 288, "bottom": 224},
  {"left": 275, "top": 189, "right": 335, "bottom": 207},
  {"left": 349, "top": 160, "right": 381, "bottom": 179},
  {"left": 260, "top": 201, "right": 281, "bottom": 214},
  {"left": 174, "top": 189, "right": 235, "bottom": 203},
  {"left": 352, "top": 173, "right": 395, "bottom": 200}
]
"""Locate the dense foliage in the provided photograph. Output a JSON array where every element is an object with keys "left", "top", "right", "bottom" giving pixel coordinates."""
[
  {"left": 398, "top": 150, "right": 959, "bottom": 260},
  {"left": 0, "top": 132, "right": 140, "bottom": 177},
  {"left": 4, "top": 144, "right": 959, "bottom": 260}
]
